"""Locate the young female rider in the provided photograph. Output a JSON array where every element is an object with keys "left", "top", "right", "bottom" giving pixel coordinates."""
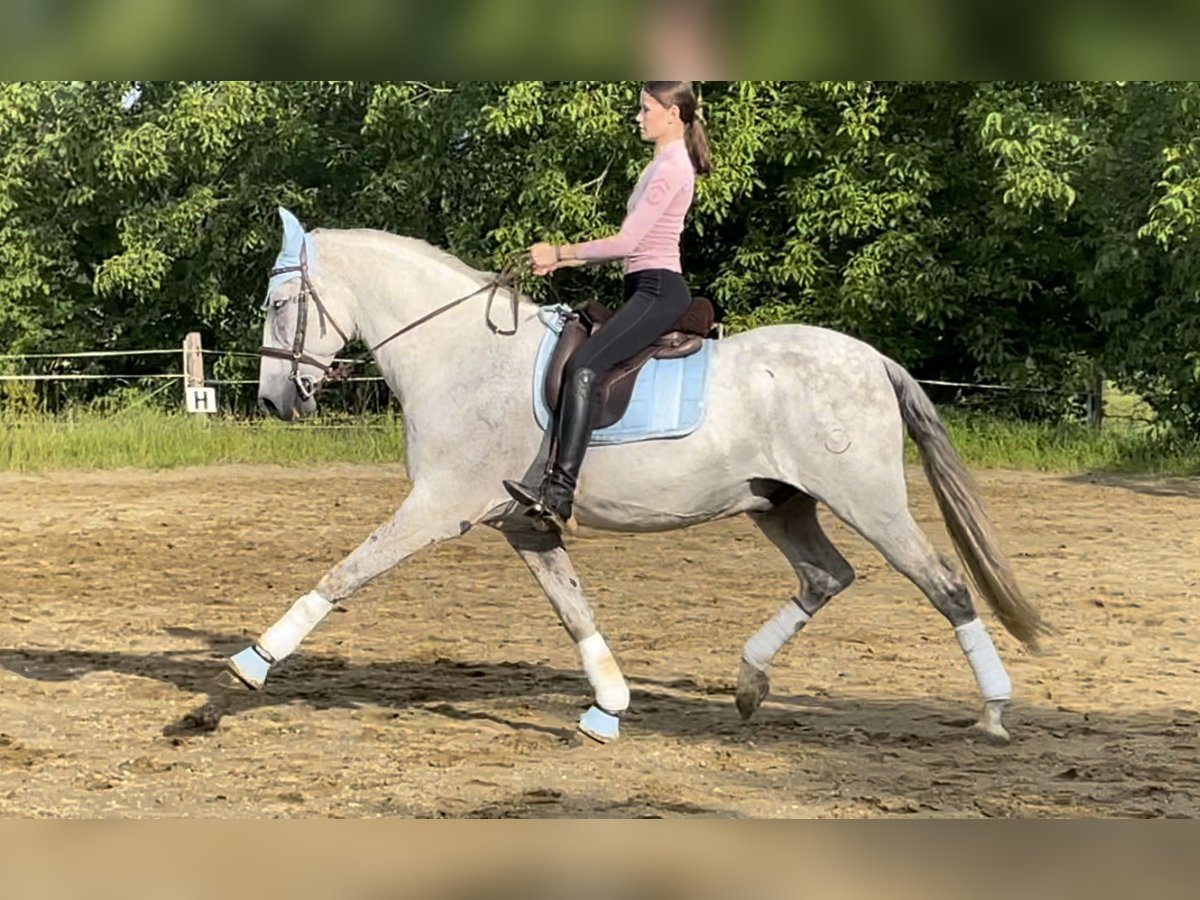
[{"left": 504, "top": 81, "right": 713, "bottom": 532}]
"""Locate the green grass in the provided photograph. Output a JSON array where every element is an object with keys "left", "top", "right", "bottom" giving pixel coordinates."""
[
  {"left": 937, "top": 411, "right": 1200, "bottom": 476},
  {"left": 1, "top": 407, "right": 1198, "bottom": 476},
  {"left": 0, "top": 409, "right": 407, "bottom": 472}
]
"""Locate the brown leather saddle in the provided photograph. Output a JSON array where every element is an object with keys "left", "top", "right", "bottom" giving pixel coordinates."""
[{"left": 544, "top": 296, "right": 717, "bottom": 429}]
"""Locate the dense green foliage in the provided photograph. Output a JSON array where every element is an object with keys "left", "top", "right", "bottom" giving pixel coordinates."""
[{"left": 4, "top": 81, "right": 1200, "bottom": 426}]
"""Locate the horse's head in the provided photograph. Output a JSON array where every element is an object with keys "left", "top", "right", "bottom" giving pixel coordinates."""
[{"left": 258, "top": 208, "right": 355, "bottom": 421}]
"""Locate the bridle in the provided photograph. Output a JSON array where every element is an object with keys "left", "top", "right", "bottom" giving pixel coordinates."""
[
  {"left": 259, "top": 243, "right": 353, "bottom": 400},
  {"left": 259, "top": 242, "right": 524, "bottom": 401}
]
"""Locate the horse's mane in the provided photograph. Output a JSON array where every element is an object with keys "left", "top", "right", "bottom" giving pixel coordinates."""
[{"left": 315, "top": 228, "right": 497, "bottom": 285}]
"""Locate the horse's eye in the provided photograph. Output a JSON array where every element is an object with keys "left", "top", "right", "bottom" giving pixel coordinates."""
[{"left": 272, "top": 297, "right": 288, "bottom": 311}]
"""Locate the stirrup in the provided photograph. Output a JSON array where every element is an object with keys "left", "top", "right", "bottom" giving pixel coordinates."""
[
  {"left": 535, "top": 484, "right": 575, "bottom": 534},
  {"left": 532, "top": 505, "right": 572, "bottom": 535}
]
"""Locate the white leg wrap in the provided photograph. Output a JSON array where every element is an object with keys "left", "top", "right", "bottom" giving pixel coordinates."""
[
  {"left": 955, "top": 618, "right": 1012, "bottom": 701},
  {"left": 578, "top": 633, "right": 629, "bottom": 713},
  {"left": 743, "top": 600, "right": 811, "bottom": 671},
  {"left": 258, "top": 591, "right": 335, "bottom": 662}
]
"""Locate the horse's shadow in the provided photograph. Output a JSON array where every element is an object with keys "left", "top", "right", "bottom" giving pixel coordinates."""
[
  {"left": 1, "top": 629, "right": 1197, "bottom": 770},
  {"left": 0, "top": 628, "right": 598, "bottom": 741},
  {"left": 0, "top": 627, "right": 973, "bottom": 747}
]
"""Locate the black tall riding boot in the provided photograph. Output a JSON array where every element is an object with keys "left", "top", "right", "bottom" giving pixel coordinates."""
[
  {"left": 504, "top": 367, "right": 596, "bottom": 533},
  {"left": 542, "top": 367, "right": 595, "bottom": 524}
]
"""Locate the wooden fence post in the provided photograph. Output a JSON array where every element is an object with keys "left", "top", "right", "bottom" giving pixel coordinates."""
[
  {"left": 1086, "top": 372, "right": 1104, "bottom": 430},
  {"left": 183, "top": 332, "right": 205, "bottom": 389},
  {"left": 181, "top": 331, "right": 218, "bottom": 414}
]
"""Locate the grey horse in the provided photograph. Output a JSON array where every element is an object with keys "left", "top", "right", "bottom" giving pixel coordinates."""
[{"left": 231, "top": 209, "right": 1045, "bottom": 744}]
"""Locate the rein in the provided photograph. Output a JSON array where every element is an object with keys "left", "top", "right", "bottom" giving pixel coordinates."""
[{"left": 259, "top": 243, "right": 524, "bottom": 400}]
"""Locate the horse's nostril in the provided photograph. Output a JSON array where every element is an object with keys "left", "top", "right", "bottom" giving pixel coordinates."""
[{"left": 259, "top": 396, "right": 279, "bottom": 417}]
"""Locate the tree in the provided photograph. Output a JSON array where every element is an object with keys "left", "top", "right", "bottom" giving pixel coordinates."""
[{"left": 4, "top": 81, "right": 1200, "bottom": 427}]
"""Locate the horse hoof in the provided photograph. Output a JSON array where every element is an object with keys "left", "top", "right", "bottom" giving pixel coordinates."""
[
  {"left": 970, "top": 699, "right": 1011, "bottom": 745},
  {"left": 736, "top": 660, "right": 770, "bottom": 721},
  {"left": 970, "top": 721, "right": 1011, "bottom": 745},
  {"left": 227, "top": 645, "right": 271, "bottom": 690},
  {"left": 577, "top": 705, "right": 620, "bottom": 743}
]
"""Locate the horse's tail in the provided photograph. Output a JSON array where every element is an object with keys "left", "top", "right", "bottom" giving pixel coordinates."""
[{"left": 883, "top": 358, "right": 1047, "bottom": 650}]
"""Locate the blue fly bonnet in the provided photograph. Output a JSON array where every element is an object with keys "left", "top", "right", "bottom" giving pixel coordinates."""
[{"left": 265, "top": 207, "right": 318, "bottom": 300}]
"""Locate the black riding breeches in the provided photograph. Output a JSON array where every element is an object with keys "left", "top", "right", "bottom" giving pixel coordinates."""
[{"left": 563, "top": 268, "right": 693, "bottom": 399}]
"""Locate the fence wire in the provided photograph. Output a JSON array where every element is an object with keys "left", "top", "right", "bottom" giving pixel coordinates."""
[{"left": 0, "top": 345, "right": 1096, "bottom": 419}]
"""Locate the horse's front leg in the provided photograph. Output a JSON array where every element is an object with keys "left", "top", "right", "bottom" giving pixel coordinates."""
[
  {"left": 229, "top": 482, "right": 481, "bottom": 688},
  {"left": 504, "top": 530, "right": 629, "bottom": 743}
]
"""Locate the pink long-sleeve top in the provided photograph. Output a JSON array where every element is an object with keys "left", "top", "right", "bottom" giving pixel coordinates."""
[{"left": 574, "top": 139, "right": 695, "bottom": 274}]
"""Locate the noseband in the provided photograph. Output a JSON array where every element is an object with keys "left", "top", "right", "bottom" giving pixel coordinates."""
[{"left": 260, "top": 242, "right": 522, "bottom": 401}]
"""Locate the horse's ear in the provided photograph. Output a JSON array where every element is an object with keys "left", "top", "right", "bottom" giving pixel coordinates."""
[
  {"left": 269, "top": 207, "right": 316, "bottom": 294},
  {"left": 278, "top": 207, "right": 305, "bottom": 255}
]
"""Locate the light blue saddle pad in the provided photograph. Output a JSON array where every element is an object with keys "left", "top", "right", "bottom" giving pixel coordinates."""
[{"left": 531, "top": 305, "right": 713, "bottom": 446}]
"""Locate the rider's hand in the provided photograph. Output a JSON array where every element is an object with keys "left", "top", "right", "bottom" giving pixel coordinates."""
[
  {"left": 529, "top": 243, "right": 585, "bottom": 277},
  {"left": 528, "top": 242, "right": 557, "bottom": 272}
]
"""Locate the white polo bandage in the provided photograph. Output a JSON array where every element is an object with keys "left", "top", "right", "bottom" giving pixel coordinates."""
[
  {"left": 743, "top": 600, "right": 812, "bottom": 671},
  {"left": 578, "top": 633, "right": 630, "bottom": 713},
  {"left": 258, "top": 591, "right": 335, "bottom": 662},
  {"left": 955, "top": 618, "right": 1012, "bottom": 701}
]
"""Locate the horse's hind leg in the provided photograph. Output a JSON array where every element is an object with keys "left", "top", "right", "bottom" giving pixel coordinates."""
[
  {"left": 833, "top": 499, "right": 1013, "bottom": 745},
  {"left": 739, "top": 492, "right": 855, "bottom": 720},
  {"left": 504, "top": 530, "right": 629, "bottom": 743}
]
